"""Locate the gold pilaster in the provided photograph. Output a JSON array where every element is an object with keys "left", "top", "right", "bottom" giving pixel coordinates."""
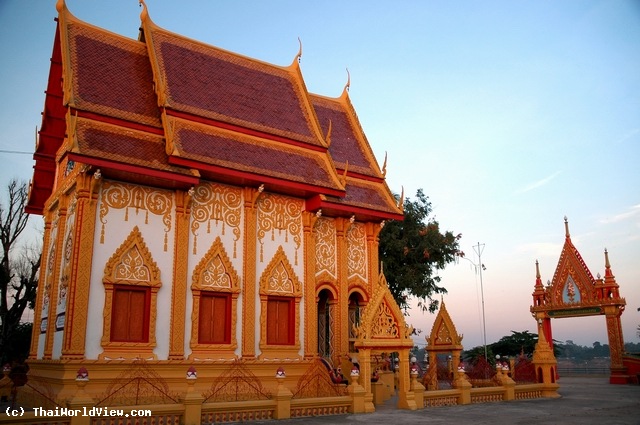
[
  {"left": 169, "top": 188, "right": 192, "bottom": 359},
  {"left": 28, "top": 212, "right": 53, "bottom": 359},
  {"left": 241, "top": 186, "right": 261, "bottom": 359},
  {"left": 302, "top": 211, "right": 319, "bottom": 358},
  {"left": 604, "top": 306, "right": 625, "bottom": 370},
  {"left": 365, "top": 222, "right": 382, "bottom": 294},
  {"left": 43, "top": 194, "right": 69, "bottom": 359},
  {"left": 61, "top": 171, "right": 100, "bottom": 359},
  {"left": 335, "top": 217, "right": 349, "bottom": 359}
]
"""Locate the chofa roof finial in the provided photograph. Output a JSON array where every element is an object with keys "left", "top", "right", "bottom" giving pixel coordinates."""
[
  {"left": 564, "top": 216, "right": 570, "bottom": 239},
  {"left": 343, "top": 68, "right": 351, "bottom": 94}
]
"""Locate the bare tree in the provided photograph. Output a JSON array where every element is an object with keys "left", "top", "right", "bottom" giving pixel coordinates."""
[{"left": 0, "top": 179, "right": 41, "bottom": 362}]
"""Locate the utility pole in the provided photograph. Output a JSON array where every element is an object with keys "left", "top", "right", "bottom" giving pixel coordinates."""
[{"left": 473, "top": 242, "right": 487, "bottom": 362}]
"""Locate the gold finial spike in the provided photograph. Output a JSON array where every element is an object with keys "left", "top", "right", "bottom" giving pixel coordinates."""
[
  {"left": 139, "top": 0, "right": 149, "bottom": 20},
  {"left": 604, "top": 248, "right": 610, "bottom": 269},
  {"left": 343, "top": 68, "right": 351, "bottom": 93},
  {"left": 398, "top": 187, "right": 405, "bottom": 212},
  {"left": 564, "top": 216, "right": 570, "bottom": 238},
  {"left": 56, "top": 0, "right": 66, "bottom": 13},
  {"left": 381, "top": 151, "right": 387, "bottom": 177},
  {"left": 535, "top": 260, "right": 540, "bottom": 279},
  {"left": 296, "top": 37, "right": 302, "bottom": 63}
]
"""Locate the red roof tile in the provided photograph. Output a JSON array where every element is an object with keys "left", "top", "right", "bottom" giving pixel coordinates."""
[
  {"left": 146, "top": 27, "right": 324, "bottom": 147},
  {"left": 329, "top": 177, "right": 401, "bottom": 216},
  {"left": 66, "top": 21, "right": 161, "bottom": 128},
  {"left": 168, "top": 117, "right": 343, "bottom": 193},
  {"left": 311, "top": 94, "right": 381, "bottom": 178},
  {"left": 72, "top": 117, "right": 196, "bottom": 178}
]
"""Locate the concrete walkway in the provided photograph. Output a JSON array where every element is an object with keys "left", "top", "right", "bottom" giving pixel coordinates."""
[{"left": 251, "top": 377, "right": 640, "bottom": 425}]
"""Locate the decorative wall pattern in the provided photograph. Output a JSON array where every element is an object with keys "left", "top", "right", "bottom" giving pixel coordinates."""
[
  {"left": 40, "top": 218, "right": 59, "bottom": 332},
  {"left": 346, "top": 222, "right": 367, "bottom": 282},
  {"left": 372, "top": 302, "right": 399, "bottom": 338},
  {"left": 315, "top": 217, "right": 336, "bottom": 279},
  {"left": 190, "top": 183, "right": 243, "bottom": 256},
  {"left": 56, "top": 226, "right": 74, "bottom": 308},
  {"left": 99, "top": 181, "right": 173, "bottom": 251},
  {"left": 257, "top": 194, "right": 302, "bottom": 264}
]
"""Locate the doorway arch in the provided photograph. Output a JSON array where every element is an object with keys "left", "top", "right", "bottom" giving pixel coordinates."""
[
  {"left": 530, "top": 218, "right": 628, "bottom": 384},
  {"left": 317, "top": 286, "right": 337, "bottom": 360}
]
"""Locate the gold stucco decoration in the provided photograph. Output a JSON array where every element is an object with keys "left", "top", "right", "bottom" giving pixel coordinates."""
[
  {"left": 314, "top": 217, "right": 337, "bottom": 280},
  {"left": 190, "top": 182, "right": 242, "bottom": 256},
  {"left": 99, "top": 181, "right": 173, "bottom": 251},
  {"left": 257, "top": 193, "right": 302, "bottom": 265}
]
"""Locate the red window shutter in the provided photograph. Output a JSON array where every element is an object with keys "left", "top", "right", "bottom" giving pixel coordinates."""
[
  {"left": 199, "top": 293, "right": 230, "bottom": 344},
  {"left": 267, "top": 298, "right": 293, "bottom": 345},
  {"left": 111, "top": 286, "right": 149, "bottom": 342}
]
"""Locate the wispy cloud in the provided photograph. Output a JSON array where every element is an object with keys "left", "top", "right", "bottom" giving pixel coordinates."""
[
  {"left": 599, "top": 204, "right": 640, "bottom": 224},
  {"left": 515, "top": 171, "right": 562, "bottom": 194}
]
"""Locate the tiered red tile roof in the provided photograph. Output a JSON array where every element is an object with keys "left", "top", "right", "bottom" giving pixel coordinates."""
[{"left": 27, "top": 0, "right": 403, "bottom": 222}]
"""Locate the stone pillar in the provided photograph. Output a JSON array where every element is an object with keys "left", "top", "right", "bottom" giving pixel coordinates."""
[
  {"left": 410, "top": 364, "right": 425, "bottom": 409},
  {"left": 396, "top": 349, "right": 417, "bottom": 410},
  {"left": 273, "top": 367, "right": 292, "bottom": 419},
  {"left": 453, "top": 368, "right": 472, "bottom": 405},
  {"left": 604, "top": 305, "right": 628, "bottom": 384},
  {"left": 67, "top": 368, "right": 94, "bottom": 425},
  {"left": 497, "top": 364, "right": 515, "bottom": 400},
  {"left": 183, "top": 367, "right": 203, "bottom": 425},
  {"left": 348, "top": 366, "right": 366, "bottom": 413},
  {"left": 358, "top": 348, "right": 375, "bottom": 413}
]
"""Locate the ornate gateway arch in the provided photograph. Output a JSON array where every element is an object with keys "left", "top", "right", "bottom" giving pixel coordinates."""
[{"left": 530, "top": 218, "right": 628, "bottom": 384}]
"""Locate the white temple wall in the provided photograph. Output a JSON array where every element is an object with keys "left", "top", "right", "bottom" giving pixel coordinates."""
[
  {"left": 84, "top": 182, "right": 176, "bottom": 360},
  {"left": 184, "top": 182, "right": 245, "bottom": 357}
]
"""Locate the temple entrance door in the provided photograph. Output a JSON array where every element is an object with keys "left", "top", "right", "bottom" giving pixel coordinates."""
[{"left": 317, "top": 289, "right": 335, "bottom": 360}]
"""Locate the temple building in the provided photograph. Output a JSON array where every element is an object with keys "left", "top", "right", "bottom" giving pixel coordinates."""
[{"left": 25, "top": 0, "right": 415, "bottom": 408}]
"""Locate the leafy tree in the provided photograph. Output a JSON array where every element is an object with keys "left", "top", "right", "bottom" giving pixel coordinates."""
[
  {"left": 379, "top": 189, "right": 462, "bottom": 312},
  {"left": 0, "top": 179, "right": 41, "bottom": 363},
  {"left": 489, "top": 330, "right": 538, "bottom": 357},
  {"left": 463, "top": 345, "right": 496, "bottom": 366}
]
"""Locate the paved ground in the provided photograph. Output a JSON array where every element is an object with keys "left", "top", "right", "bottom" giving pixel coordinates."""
[{"left": 251, "top": 377, "right": 640, "bottom": 425}]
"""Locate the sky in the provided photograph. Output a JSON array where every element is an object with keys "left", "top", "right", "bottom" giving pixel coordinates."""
[{"left": 1, "top": 0, "right": 639, "bottom": 351}]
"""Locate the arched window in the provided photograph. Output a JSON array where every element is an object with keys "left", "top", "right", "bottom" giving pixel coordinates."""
[
  {"left": 348, "top": 291, "right": 365, "bottom": 353},
  {"left": 101, "top": 227, "right": 161, "bottom": 359},
  {"left": 259, "top": 246, "right": 302, "bottom": 358},
  {"left": 190, "top": 237, "right": 240, "bottom": 359}
]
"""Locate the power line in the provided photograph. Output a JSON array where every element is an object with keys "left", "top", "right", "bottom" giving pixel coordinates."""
[{"left": 0, "top": 149, "right": 32, "bottom": 155}]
